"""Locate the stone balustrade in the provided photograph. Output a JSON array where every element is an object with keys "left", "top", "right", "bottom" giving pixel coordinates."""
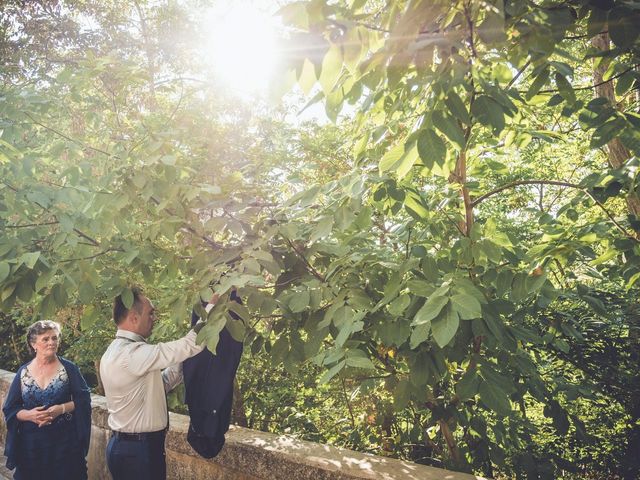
[{"left": 0, "top": 368, "right": 486, "bottom": 480}]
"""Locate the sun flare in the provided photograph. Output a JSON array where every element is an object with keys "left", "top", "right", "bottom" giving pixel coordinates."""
[{"left": 201, "top": 2, "right": 280, "bottom": 95}]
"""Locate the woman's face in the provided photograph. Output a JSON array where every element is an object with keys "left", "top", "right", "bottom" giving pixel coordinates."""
[{"left": 32, "top": 329, "right": 59, "bottom": 356}]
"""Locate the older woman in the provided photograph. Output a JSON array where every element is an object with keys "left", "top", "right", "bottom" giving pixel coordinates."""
[{"left": 2, "top": 320, "right": 92, "bottom": 479}]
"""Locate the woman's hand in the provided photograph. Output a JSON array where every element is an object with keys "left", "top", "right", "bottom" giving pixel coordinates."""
[
  {"left": 20, "top": 406, "right": 51, "bottom": 426},
  {"left": 42, "top": 404, "right": 64, "bottom": 426},
  {"left": 21, "top": 405, "right": 63, "bottom": 427}
]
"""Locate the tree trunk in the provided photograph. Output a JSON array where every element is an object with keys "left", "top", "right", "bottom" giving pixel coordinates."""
[
  {"left": 132, "top": 0, "right": 157, "bottom": 108},
  {"left": 450, "top": 150, "right": 474, "bottom": 236},
  {"left": 232, "top": 379, "right": 248, "bottom": 427},
  {"left": 591, "top": 33, "right": 640, "bottom": 222},
  {"left": 593, "top": 32, "right": 640, "bottom": 479},
  {"left": 439, "top": 418, "right": 462, "bottom": 464},
  {"left": 94, "top": 359, "right": 104, "bottom": 396}
]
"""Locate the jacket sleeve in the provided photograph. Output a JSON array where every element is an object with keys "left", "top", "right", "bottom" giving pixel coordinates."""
[
  {"left": 2, "top": 366, "right": 25, "bottom": 470},
  {"left": 62, "top": 359, "right": 92, "bottom": 457}
]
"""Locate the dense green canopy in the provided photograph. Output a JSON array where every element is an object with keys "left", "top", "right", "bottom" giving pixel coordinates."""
[{"left": 1, "top": 1, "right": 639, "bottom": 478}]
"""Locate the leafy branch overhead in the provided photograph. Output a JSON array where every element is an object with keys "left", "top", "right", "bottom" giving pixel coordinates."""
[{"left": 1, "top": 0, "right": 640, "bottom": 478}]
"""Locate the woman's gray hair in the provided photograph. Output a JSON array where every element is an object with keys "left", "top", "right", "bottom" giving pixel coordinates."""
[{"left": 26, "top": 320, "right": 62, "bottom": 355}]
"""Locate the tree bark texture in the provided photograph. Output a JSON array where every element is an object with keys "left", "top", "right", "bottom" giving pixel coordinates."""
[{"left": 591, "top": 33, "right": 640, "bottom": 221}]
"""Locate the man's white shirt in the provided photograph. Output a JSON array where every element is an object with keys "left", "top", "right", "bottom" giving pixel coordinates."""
[{"left": 100, "top": 327, "right": 204, "bottom": 433}]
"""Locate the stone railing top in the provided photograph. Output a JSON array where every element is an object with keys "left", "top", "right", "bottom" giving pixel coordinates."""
[{"left": 0, "top": 368, "right": 486, "bottom": 480}]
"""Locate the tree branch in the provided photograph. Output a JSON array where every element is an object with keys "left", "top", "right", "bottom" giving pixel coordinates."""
[
  {"left": 473, "top": 179, "right": 639, "bottom": 241},
  {"left": 534, "top": 64, "right": 640, "bottom": 95},
  {"left": 22, "top": 112, "right": 113, "bottom": 158},
  {"left": 507, "top": 60, "right": 531, "bottom": 89},
  {"left": 73, "top": 228, "right": 100, "bottom": 247},
  {"left": 472, "top": 180, "right": 582, "bottom": 207},
  {"left": 149, "top": 196, "right": 223, "bottom": 250},
  {"left": 60, "top": 248, "right": 121, "bottom": 263},
  {"left": 5, "top": 221, "right": 58, "bottom": 229},
  {"left": 283, "top": 237, "right": 326, "bottom": 282}
]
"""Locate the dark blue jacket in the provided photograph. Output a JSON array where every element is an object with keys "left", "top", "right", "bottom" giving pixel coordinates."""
[
  {"left": 2, "top": 356, "right": 92, "bottom": 470},
  {"left": 184, "top": 296, "right": 243, "bottom": 458}
]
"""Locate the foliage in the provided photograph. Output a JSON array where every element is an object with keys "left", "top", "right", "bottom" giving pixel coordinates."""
[
  {"left": 263, "top": 0, "right": 640, "bottom": 477},
  {"left": 1, "top": 1, "right": 640, "bottom": 479}
]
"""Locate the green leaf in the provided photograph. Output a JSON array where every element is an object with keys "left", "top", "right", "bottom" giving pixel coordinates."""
[
  {"left": 555, "top": 73, "right": 576, "bottom": 104},
  {"left": 417, "top": 129, "right": 446, "bottom": 169},
  {"left": 591, "top": 118, "right": 625, "bottom": 148},
  {"left": 325, "top": 85, "right": 344, "bottom": 122},
  {"left": 456, "top": 369, "right": 480, "bottom": 401},
  {"left": 450, "top": 293, "right": 482, "bottom": 320},
  {"left": 406, "top": 280, "right": 431, "bottom": 299},
  {"left": 627, "top": 271, "right": 640, "bottom": 290},
  {"left": 409, "top": 323, "right": 431, "bottom": 349},
  {"left": 412, "top": 295, "right": 449, "bottom": 325},
  {"left": 495, "top": 270, "right": 513, "bottom": 297},
  {"left": 432, "top": 111, "right": 466, "bottom": 149},
  {"left": 80, "top": 305, "right": 99, "bottom": 330},
  {"left": 319, "top": 359, "right": 346, "bottom": 384},
  {"left": 20, "top": 251, "right": 40, "bottom": 269},
  {"left": 310, "top": 216, "right": 334, "bottom": 242},
  {"left": 445, "top": 92, "right": 471, "bottom": 126},
  {"left": 319, "top": 44, "right": 343, "bottom": 94},
  {"left": 226, "top": 317, "right": 246, "bottom": 342},
  {"left": 52, "top": 284, "right": 68, "bottom": 307},
  {"left": 510, "top": 273, "right": 528, "bottom": 302},
  {"left": 471, "top": 95, "right": 505, "bottom": 133},
  {"left": 526, "top": 67, "right": 550, "bottom": 100},
  {"left": 393, "top": 378, "right": 411, "bottom": 410},
  {"left": 1, "top": 283, "right": 16, "bottom": 302},
  {"left": 404, "top": 192, "right": 430, "bottom": 219},
  {"left": 276, "top": 1, "right": 309, "bottom": 29},
  {"left": 285, "top": 185, "right": 320, "bottom": 207},
  {"left": 608, "top": 6, "right": 640, "bottom": 49},
  {"left": 478, "top": 381, "right": 511, "bottom": 416},
  {"left": 16, "top": 279, "right": 33, "bottom": 302},
  {"left": 78, "top": 281, "right": 95, "bottom": 304},
  {"left": 396, "top": 142, "right": 419, "bottom": 179},
  {"left": 0, "top": 262, "right": 10, "bottom": 283},
  {"left": 409, "top": 353, "right": 431, "bottom": 386},
  {"left": 480, "top": 363, "right": 516, "bottom": 394},
  {"left": 197, "top": 315, "right": 226, "bottom": 353},
  {"left": 298, "top": 58, "right": 317, "bottom": 95},
  {"left": 387, "top": 294, "right": 410, "bottom": 316},
  {"left": 379, "top": 142, "right": 405, "bottom": 174},
  {"left": 121, "top": 288, "right": 134, "bottom": 309},
  {"left": 335, "top": 315, "right": 364, "bottom": 347},
  {"left": 228, "top": 301, "right": 250, "bottom": 322},
  {"left": 431, "top": 304, "right": 459, "bottom": 347},
  {"left": 270, "top": 335, "right": 289, "bottom": 362},
  {"left": 345, "top": 355, "right": 375, "bottom": 369},
  {"left": 587, "top": 7, "right": 607, "bottom": 39},
  {"left": 477, "top": 11, "right": 506, "bottom": 45},
  {"left": 289, "top": 290, "right": 310, "bottom": 313}
]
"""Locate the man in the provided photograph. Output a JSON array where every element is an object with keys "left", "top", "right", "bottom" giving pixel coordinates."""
[{"left": 100, "top": 286, "right": 208, "bottom": 480}]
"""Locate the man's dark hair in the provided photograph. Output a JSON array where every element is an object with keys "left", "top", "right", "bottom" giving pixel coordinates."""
[{"left": 113, "top": 286, "right": 144, "bottom": 325}]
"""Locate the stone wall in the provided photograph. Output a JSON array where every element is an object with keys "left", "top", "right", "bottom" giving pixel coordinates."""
[{"left": 0, "top": 368, "right": 486, "bottom": 480}]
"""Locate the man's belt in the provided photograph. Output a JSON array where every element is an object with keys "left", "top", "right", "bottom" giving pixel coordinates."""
[{"left": 112, "top": 429, "right": 166, "bottom": 441}]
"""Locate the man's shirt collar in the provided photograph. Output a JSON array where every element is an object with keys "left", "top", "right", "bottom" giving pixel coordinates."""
[{"left": 115, "top": 329, "right": 146, "bottom": 343}]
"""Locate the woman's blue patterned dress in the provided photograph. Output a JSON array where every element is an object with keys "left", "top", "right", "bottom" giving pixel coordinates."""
[{"left": 15, "top": 363, "right": 87, "bottom": 479}]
